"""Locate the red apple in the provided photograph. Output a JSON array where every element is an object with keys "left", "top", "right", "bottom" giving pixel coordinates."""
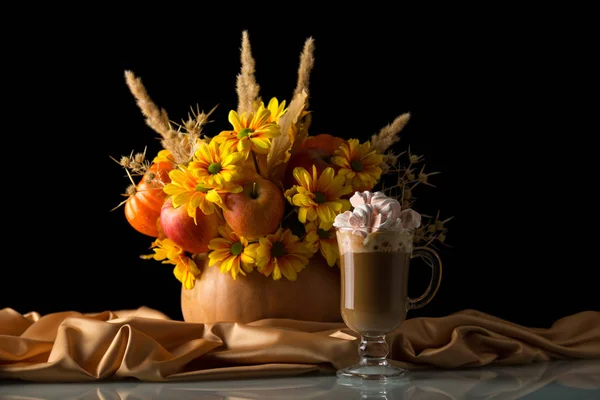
[
  {"left": 223, "top": 175, "right": 285, "bottom": 239},
  {"left": 160, "top": 197, "right": 219, "bottom": 254}
]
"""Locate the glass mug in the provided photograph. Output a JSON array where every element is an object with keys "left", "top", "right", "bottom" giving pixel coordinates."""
[{"left": 335, "top": 226, "right": 442, "bottom": 382}]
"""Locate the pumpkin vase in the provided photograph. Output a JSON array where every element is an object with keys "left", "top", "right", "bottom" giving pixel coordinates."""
[{"left": 181, "top": 253, "right": 343, "bottom": 324}]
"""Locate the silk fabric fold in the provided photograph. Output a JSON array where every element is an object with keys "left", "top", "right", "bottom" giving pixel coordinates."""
[{"left": 1, "top": 307, "right": 598, "bottom": 382}]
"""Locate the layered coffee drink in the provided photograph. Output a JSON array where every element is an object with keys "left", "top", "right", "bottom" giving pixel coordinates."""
[
  {"left": 337, "top": 229, "right": 413, "bottom": 336},
  {"left": 334, "top": 191, "right": 421, "bottom": 336}
]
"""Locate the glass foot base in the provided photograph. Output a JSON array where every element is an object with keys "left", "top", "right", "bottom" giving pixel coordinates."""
[{"left": 336, "top": 362, "right": 410, "bottom": 385}]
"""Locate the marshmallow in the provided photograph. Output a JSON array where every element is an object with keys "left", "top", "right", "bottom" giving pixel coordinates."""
[
  {"left": 334, "top": 191, "right": 421, "bottom": 251},
  {"left": 334, "top": 191, "right": 420, "bottom": 233}
]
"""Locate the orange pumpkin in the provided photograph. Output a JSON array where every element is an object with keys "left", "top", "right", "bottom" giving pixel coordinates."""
[
  {"left": 300, "top": 133, "right": 347, "bottom": 154},
  {"left": 282, "top": 134, "right": 348, "bottom": 189},
  {"left": 125, "top": 160, "right": 175, "bottom": 237},
  {"left": 181, "top": 253, "right": 342, "bottom": 324}
]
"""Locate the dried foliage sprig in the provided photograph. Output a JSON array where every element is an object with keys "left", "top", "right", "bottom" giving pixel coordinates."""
[
  {"left": 177, "top": 104, "right": 218, "bottom": 140},
  {"left": 379, "top": 148, "right": 451, "bottom": 248},
  {"left": 415, "top": 211, "right": 453, "bottom": 248},
  {"left": 380, "top": 148, "right": 441, "bottom": 209},
  {"left": 158, "top": 127, "right": 194, "bottom": 166},
  {"left": 268, "top": 90, "right": 307, "bottom": 171},
  {"left": 110, "top": 148, "right": 151, "bottom": 211},
  {"left": 165, "top": 104, "right": 217, "bottom": 165},
  {"left": 111, "top": 148, "right": 150, "bottom": 177},
  {"left": 236, "top": 31, "right": 261, "bottom": 114}
]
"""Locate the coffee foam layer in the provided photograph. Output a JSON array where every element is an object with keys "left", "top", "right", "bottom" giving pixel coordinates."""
[{"left": 336, "top": 229, "right": 413, "bottom": 254}]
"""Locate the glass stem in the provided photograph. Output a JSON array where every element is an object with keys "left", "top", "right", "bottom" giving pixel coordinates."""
[{"left": 359, "top": 335, "right": 389, "bottom": 367}]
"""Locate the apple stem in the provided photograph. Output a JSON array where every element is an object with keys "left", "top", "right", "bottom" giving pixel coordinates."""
[{"left": 252, "top": 181, "right": 257, "bottom": 198}]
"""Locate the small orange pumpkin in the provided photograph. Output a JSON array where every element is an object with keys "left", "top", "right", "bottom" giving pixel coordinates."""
[{"left": 125, "top": 159, "right": 175, "bottom": 237}]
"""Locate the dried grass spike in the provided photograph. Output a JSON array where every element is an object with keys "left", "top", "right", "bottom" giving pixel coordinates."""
[
  {"left": 124, "top": 70, "right": 172, "bottom": 139},
  {"left": 236, "top": 31, "right": 261, "bottom": 114},
  {"left": 294, "top": 37, "right": 315, "bottom": 103},
  {"left": 371, "top": 112, "right": 411, "bottom": 154}
]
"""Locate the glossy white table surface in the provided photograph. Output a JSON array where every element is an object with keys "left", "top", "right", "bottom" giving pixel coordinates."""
[{"left": 1, "top": 359, "right": 598, "bottom": 399}]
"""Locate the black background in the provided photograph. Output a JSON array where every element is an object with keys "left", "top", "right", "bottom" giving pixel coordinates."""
[{"left": 2, "top": 11, "right": 597, "bottom": 329}]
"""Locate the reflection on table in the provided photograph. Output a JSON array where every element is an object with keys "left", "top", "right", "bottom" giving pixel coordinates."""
[{"left": 0, "top": 359, "right": 598, "bottom": 399}]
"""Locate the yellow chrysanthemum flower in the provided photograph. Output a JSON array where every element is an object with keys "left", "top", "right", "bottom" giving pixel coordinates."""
[
  {"left": 246, "top": 228, "right": 310, "bottom": 281},
  {"left": 142, "top": 238, "right": 200, "bottom": 290},
  {"left": 188, "top": 139, "right": 243, "bottom": 187},
  {"left": 207, "top": 224, "right": 255, "bottom": 280},
  {"left": 214, "top": 109, "right": 280, "bottom": 159},
  {"left": 284, "top": 166, "right": 352, "bottom": 230},
  {"left": 163, "top": 165, "right": 241, "bottom": 222},
  {"left": 331, "top": 138, "right": 383, "bottom": 191},
  {"left": 257, "top": 97, "right": 287, "bottom": 123},
  {"left": 304, "top": 222, "right": 339, "bottom": 267}
]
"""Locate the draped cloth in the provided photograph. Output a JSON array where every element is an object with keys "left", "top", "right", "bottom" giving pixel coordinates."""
[{"left": 0, "top": 307, "right": 598, "bottom": 382}]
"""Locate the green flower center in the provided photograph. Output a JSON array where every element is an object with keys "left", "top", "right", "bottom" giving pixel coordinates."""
[
  {"left": 230, "top": 241, "right": 244, "bottom": 256},
  {"left": 351, "top": 160, "right": 364, "bottom": 172},
  {"left": 314, "top": 192, "right": 327, "bottom": 204},
  {"left": 271, "top": 241, "right": 286, "bottom": 258},
  {"left": 195, "top": 184, "right": 209, "bottom": 193},
  {"left": 237, "top": 128, "right": 254, "bottom": 139},
  {"left": 317, "top": 228, "right": 330, "bottom": 239},
  {"left": 208, "top": 162, "right": 222, "bottom": 174}
]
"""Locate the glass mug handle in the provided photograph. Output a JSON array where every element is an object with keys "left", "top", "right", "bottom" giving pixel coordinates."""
[{"left": 407, "top": 246, "right": 443, "bottom": 310}]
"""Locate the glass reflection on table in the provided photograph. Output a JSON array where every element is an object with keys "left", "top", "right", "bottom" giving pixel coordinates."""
[{"left": 0, "top": 359, "right": 598, "bottom": 400}]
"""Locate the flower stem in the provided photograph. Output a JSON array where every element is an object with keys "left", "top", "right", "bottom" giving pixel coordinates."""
[{"left": 251, "top": 151, "right": 261, "bottom": 176}]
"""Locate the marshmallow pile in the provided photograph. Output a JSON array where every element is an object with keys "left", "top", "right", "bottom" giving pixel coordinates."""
[{"left": 333, "top": 191, "right": 421, "bottom": 237}]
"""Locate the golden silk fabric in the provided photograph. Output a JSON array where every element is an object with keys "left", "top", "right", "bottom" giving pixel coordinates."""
[{"left": 0, "top": 307, "right": 598, "bottom": 382}]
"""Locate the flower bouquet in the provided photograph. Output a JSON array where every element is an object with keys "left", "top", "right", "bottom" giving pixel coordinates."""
[{"left": 114, "top": 31, "right": 449, "bottom": 323}]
